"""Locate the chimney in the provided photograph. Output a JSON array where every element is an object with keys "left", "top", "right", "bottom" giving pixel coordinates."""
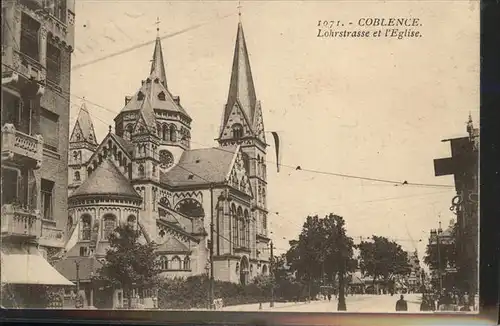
[
  {"left": 125, "top": 96, "right": 132, "bottom": 105},
  {"left": 173, "top": 96, "right": 180, "bottom": 105}
]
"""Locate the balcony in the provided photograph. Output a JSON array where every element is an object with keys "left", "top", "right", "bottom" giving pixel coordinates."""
[
  {"left": 2, "top": 123, "right": 43, "bottom": 169},
  {"left": 1, "top": 204, "right": 41, "bottom": 239}
]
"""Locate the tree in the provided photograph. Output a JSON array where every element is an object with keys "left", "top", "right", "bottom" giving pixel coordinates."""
[
  {"left": 96, "top": 224, "right": 162, "bottom": 309},
  {"left": 357, "top": 236, "right": 411, "bottom": 293},
  {"left": 286, "top": 214, "right": 355, "bottom": 310}
]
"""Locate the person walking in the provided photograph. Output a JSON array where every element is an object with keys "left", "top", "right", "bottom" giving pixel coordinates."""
[
  {"left": 327, "top": 293, "right": 331, "bottom": 301},
  {"left": 395, "top": 295, "right": 408, "bottom": 311}
]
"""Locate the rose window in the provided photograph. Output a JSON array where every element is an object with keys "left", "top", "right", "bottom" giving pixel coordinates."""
[{"left": 159, "top": 150, "right": 174, "bottom": 169}]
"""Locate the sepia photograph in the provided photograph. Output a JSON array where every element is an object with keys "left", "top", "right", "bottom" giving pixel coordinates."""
[{"left": 1, "top": 0, "right": 480, "bottom": 316}]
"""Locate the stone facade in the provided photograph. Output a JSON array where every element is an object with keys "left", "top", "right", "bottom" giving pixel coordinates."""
[
  {"left": 1, "top": 1, "right": 75, "bottom": 254},
  {"left": 63, "top": 21, "right": 271, "bottom": 284}
]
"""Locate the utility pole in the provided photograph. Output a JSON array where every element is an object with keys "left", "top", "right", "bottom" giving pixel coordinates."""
[
  {"left": 270, "top": 241, "right": 274, "bottom": 307},
  {"left": 209, "top": 183, "right": 215, "bottom": 310}
]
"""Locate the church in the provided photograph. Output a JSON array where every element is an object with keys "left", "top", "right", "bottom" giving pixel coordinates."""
[{"left": 56, "top": 19, "right": 271, "bottom": 302}]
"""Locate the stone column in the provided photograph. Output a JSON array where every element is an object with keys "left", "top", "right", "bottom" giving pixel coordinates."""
[
  {"left": 12, "top": 6, "right": 22, "bottom": 51},
  {"left": 39, "top": 27, "right": 47, "bottom": 67}
]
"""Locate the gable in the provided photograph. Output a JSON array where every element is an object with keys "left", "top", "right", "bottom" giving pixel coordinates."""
[
  {"left": 252, "top": 101, "right": 266, "bottom": 143},
  {"left": 219, "top": 101, "right": 254, "bottom": 140},
  {"left": 69, "top": 121, "right": 84, "bottom": 143},
  {"left": 227, "top": 149, "right": 253, "bottom": 197},
  {"left": 86, "top": 133, "right": 133, "bottom": 174}
]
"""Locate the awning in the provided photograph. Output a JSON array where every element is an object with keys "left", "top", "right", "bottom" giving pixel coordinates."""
[{"left": 1, "top": 250, "right": 74, "bottom": 286}]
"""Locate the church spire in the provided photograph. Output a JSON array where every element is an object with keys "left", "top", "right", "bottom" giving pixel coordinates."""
[
  {"left": 224, "top": 20, "right": 257, "bottom": 126},
  {"left": 150, "top": 17, "right": 168, "bottom": 89},
  {"left": 70, "top": 100, "right": 98, "bottom": 146}
]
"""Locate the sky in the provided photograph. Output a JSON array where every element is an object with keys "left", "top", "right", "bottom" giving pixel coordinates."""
[{"left": 69, "top": 1, "right": 479, "bottom": 263}]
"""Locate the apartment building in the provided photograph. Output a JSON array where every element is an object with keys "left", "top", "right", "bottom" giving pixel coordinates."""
[{"left": 1, "top": 0, "right": 76, "bottom": 289}]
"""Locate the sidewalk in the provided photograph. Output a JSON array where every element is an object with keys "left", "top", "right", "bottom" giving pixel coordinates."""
[{"left": 222, "top": 301, "right": 311, "bottom": 311}]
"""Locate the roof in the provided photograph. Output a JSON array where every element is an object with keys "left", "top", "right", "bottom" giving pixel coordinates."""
[
  {"left": 156, "top": 236, "right": 190, "bottom": 253},
  {"left": 54, "top": 256, "right": 103, "bottom": 281},
  {"left": 161, "top": 147, "right": 237, "bottom": 187},
  {"left": 1, "top": 246, "right": 74, "bottom": 286},
  {"left": 118, "top": 39, "right": 190, "bottom": 119},
  {"left": 109, "top": 133, "right": 134, "bottom": 154},
  {"left": 70, "top": 158, "right": 141, "bottom": 200},
  {"left": 150, "top": 36, "right": 168, "bottom": 89},
  {"left": 70, "top": 102, "right": 98, "bottom": 145},
  {"left": 223, "top": 22, "right": 257, "bottom": 128}
]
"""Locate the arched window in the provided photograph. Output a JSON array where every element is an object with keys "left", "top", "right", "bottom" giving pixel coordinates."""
[
  {"left": 171, "top": 256, "right": 181, "bottom": 270},
  {"left": 175, "top": 198, "right": 204, "bottom": 218},
  {"left": 170, "top": 125, "right": 177, "bottom": 142},
  {"left": 80, "top": 215, "right": 91, "bottom": 240},
  {"left": 138, "top": 164, "right": 145, "bottom": 177},
  {"left": 183, "top": 256, "right": 190, "bottom": 270},
  {"left": 162, "top": 124, "right": 168, "bottom": 141},
  {"left": 102, "top": 214, "right": 117, "bottom": 240},
  {"left": 244, "top": 210, "right": 250, "bottom": 248},
  {"left": 127, "top": 215, "right": 136, "bottom": 228},
  {"left": 67, "top": 215, "right": 73, "bottom": 237},
  {"left": 231, "top": 204, "right": 238, "bottom": 248},
  {"left": 238, "top": 207, "right": 244, "bottom": 248},
  {"left": 124, "top": 124, "right": 133, "bottom": 140},
  {"left": 242, "top": 153, "right": 250, "bottom": 174},
  {"left": 232, "top": 124, "right": 243, "bottom": 139},
  {"left": 73, "top": 151, "right": 79, "bottom": 162},
  {"left": 74, "top": 171, "right": 80, "bottom": 181},
  {"left": 159, "top": 256, "right": 167, "bottom": 270}
]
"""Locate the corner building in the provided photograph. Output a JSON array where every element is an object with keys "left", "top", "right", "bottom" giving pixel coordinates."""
[
  {"left": 63, "top": 21, "right": 271, "bottom": 286},
  {"left": 1, "top": 0, "right": 75, "bottom": 292}
]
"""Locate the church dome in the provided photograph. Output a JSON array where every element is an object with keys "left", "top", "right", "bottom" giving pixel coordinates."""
[{"left": 70, "top": 158, "right": 141, "bottom": 201}]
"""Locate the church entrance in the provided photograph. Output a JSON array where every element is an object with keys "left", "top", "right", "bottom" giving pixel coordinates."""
[{"left": 239, "top": 256, "right": 249, "bottom": 285}]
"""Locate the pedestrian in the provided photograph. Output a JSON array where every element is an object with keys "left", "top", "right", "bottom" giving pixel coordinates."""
[
  {"left": 327, "top": 294, "right": 331, "bottom": 301},
  {"left": 395, "top": 295, "right": 408, "bottom": 311},
  {"left": 420, "top": 295, "right": 430, "bottom": 311}
]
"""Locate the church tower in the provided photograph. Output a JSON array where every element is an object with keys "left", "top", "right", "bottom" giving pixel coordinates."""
[
  {"left": 68, "top": 102, "right": 98, "bottom": 195},
  {"left": 114, "top": 34, "right": 192, "bottom": 176},
  {"left": 217, "top": 21, "right": 269, "bottom": 251}
]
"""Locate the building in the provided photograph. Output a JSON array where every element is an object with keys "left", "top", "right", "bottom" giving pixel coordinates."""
[
  {"left": 427, "top": 220, "right": 456, "bottom": 291},
  {"left": 406, "top": 250, "right": 423, "bottom": 292},
  {"left": 56, "top": 20, "right": 271, "bottom": 307},
  {"left": 433, "top": 115, "right": 479, "bottom": 303},
  {"left": 1, "top": 0, "right": 76, "bottom": 306}
]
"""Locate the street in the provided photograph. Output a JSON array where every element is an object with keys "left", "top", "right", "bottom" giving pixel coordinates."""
[{"left": 222, "top": 294, "right": 422, "bottom": 313}]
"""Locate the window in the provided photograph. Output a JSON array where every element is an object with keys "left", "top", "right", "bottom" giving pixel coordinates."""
[
  {"left": 138, "top": 164, "right": 145, "bottom": 177},
  {"left": 171, "top": 256, "right": 181, "bottom": 270},
  {"left": 41, "top": 179, "right": 54, "bottom": 220},
  {"left": 20, "top": 13, "right": 40, "bottom": 61},
  {"left": 170, "top": 125, "right": 177, "bottom": 142},
  {"left": 159, "top": 256, "right": 167, "bottom": 270},
  {"left": 103, "top": 215, "right": 116, "bottom": 240},
  {"left": 159, "top": 150, "right": 174, "bottom": 169},
  {"left": 1, "top": 168, "right": 19, "bottom": 206},
  {"left": 158, "top": 91, "right": 166, "bottom": 101},
  {"left": 183, "top": 257, "right": 190, "bottom": 270},
  {"left": 79, "top": 246, "right": 89, "bottom": 257},
  {"left": 1, "top": 91, "right": 23, "bottom": 132},
  {"left": 46, "top": 42, "right": 61, "bottom": 84},
  {"left": 40, "top": 108, "right": 59, "bottom": 152},
  {"left": 80, "top": 215, "right": 91, "bottom": 240},
  {"left": 162, "top": 124, "right": 168, "bottom": 141},
  {"left": 232, "top": 206, "right": 238, "bottom": 248},
  {"left": 74, "top": 171, "right": 80, "bottom": 181},
  {"left": 232, "top": 124, "right": 243, "bottom": 139},
  {"left": 45, "top": 0, "right": 67, "bottom": 23}
]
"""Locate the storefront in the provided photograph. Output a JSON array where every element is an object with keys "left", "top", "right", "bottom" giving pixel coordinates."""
[{"left": 1, "top": 244, "right": 74, "bottom": 308}]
